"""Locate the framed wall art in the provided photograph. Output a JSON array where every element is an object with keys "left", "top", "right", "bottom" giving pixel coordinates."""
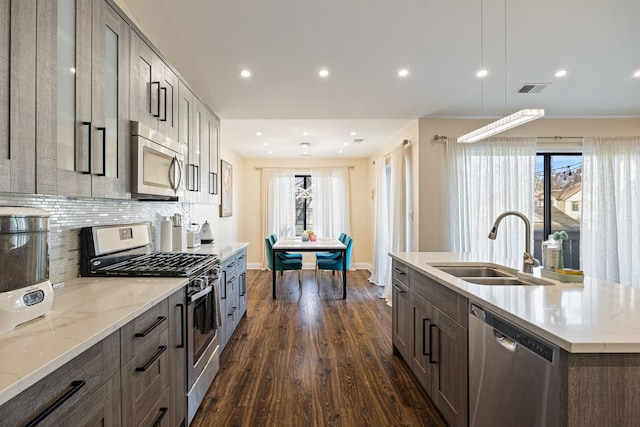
[{"left": 220, "top": 159, "right": 233, "bottom": 217}]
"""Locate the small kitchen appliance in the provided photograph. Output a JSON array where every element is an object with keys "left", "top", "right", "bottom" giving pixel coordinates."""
[
  {"left": 0, "top": 207, "right": 54, "bottom": 333},
  {"left": 187, "top": 224, "right": 201, "bottom": 248},
  {"left": 200, "top": 220, "right": 214, "bottom": 244}
]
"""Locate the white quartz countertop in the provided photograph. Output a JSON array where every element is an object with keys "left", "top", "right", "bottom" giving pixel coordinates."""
[
  {"left": 0, "top": 242, "right": 249, "bottom": 405},
  {"left": 390, "top": 252, "right": 640, "bottom": 354}
]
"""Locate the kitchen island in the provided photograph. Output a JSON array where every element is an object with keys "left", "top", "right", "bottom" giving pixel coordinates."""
[{"left": 390, "top": 252, "right": 640, "bottom": 427}]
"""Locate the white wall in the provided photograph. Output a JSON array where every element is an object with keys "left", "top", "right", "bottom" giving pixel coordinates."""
[{"left": 418, "top": 117, "right": 640, "bottom": 251}]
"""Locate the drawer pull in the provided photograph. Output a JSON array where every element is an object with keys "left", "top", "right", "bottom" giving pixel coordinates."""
[
  {"left": 392, "top": 267, "right": 406, "bottom": 275},
  {"left": 422, "top": 318, "right": 431, "bottom": 356},
  {"left": 429, "top": 324, "right": 438, "bottom": 364},
  {"left": 153, "top": 407, "right": 168, "bottom": 427},
  {"left": 26, "top": 380, "right": 86, "bottom": 427},
  {"left": 177, "top": 304, "right": 185, "bottom": 349},
  {"left": 135, "top": 316, "right": 167, "bottom": 337},
  {"left": 392, "top": 284, "right": 407, "bottom": 293},
  {"left": 136, "top": 346, "right": 167, "bottom": 372}
]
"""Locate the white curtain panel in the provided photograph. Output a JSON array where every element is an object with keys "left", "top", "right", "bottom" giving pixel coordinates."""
[
  {"left": 260, "top": 168, "right": 296, "bottom": 268},
  {"left": 369, "top": 157, "right": 391, "bottom": 298},
  {"left": 582, "top": 136, "right": 640, "bottom": 287},
  {"left": 310, "top": 167, "right": 351, "bottom": 239},
  {"left": 447, "top": 137, "right": 537, "bottom": 266},
  {"left": 369, "top": 145, "right": 409, "bottom": 305}
]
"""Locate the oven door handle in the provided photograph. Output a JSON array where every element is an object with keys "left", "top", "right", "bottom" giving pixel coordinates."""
[{"left": 190, "top": 286, "right": 212, "bottom": 303}]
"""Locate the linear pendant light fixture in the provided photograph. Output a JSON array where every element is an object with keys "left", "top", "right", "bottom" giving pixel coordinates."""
[{"left": 457, "top": 109, "right": 545, "bottom": 143}]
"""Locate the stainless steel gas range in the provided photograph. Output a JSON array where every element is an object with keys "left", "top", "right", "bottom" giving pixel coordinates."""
[{"left": 80, "top": 222, "right": 220, "bottom": 424}]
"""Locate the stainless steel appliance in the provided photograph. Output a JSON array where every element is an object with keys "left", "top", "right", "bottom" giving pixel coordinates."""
[
  {"left": 0, "top": 207, "right": 54, "bottom": 333},
  {"left": 80, "top": 222, "right": 220, "bottom": 423},
  {"left": 469, "top": 304, "right": 560, "bottom": 427},
  {"left": 186, "top": 266, "right": 220, "bottom": 423},
  {"left": 131, "top": 121, "right": 185, "bottom": 200}
]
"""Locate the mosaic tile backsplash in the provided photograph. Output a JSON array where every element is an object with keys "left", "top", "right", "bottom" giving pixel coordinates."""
[{"left": 0, "top": 193, "right": 192, "bottom": 284}]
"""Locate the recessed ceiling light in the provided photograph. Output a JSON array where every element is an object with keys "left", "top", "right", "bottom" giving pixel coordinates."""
[
  {"left": 343, "top": 142, "right": 349, "bottom": 146},
  {"left": 267, "top": 150, "right": 272, "bottom": 154},
  {"left": 633, "top": 70, "right": 640, "bottom": 78},
  {"left": 350, "top": 131, "right": 356, "bottom": 136},
  {"left": 476, "top": 69, "right": 488, "bottom": 78},
  {"left": 318, "top": 68, "right": 329, "bottom": 78},
  {"left": 338, "top": 150, "right": 343, "bottom": 154},
  {"left": 255, "top": 131, "right": 262, "bottom": 136},
  {"left": 240, "top": 69, "right": 251, "bottom": 78},
  {"left": 555, "top": 69, "right": 568, "bottom": 78},
  {"left": 263, "top": 142, "right": 268, "bottom": 146},
  {"left": 398, "top": 68, "right": 409, "bottom": 78},
  {"left": 302, "top": 132, "right": 308, "bottom": 136}
]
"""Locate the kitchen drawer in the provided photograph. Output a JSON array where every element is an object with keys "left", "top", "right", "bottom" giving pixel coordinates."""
[
  {"left": 56, "top": 373, "right": 121, "bottom": 427},
  {"left": 121, "top": 299, "right": 169, "bottom": 365},
  {"left": 413, "top": 270, "right": 467, "bottom": 326},
  {"left": 121, "top": 328, "right": 170, "bottom": 427},
  {"left": 236, "top": 247, "right": 247, "bottom": 271},
  {"left": 138, "top": 387, "right": 171, "bottom": 427},
  {"left": 0, "top": 331, "right": 120, "bottom": 426},
  {"left": 392, "top": 260, "right": 410, "bottom": 287}
]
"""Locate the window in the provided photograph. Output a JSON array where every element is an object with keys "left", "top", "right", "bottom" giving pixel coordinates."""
[
  {"left": 294, "top": 175, "right": 312, "bottom": 235},
  {"left": 534, "top": 154, "right": 582, "bottom": 269}
]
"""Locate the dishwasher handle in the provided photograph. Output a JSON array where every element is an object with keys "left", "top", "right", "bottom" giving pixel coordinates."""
[{"left": 493, "top": 329, "right": 517, "bottom": 351}]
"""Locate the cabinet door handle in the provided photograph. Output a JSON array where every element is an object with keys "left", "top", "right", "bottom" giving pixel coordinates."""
[
  {"left": 428, "top": 324, "right": 438, "bottom": 364},
  {"left": 209, "top": 172, "right": 217, "bottom": 195},
  {"left": 135, "top": 316, "right": 167, "bottom": 337},
  {"left": 80, "top": 122, "right": 92, "bottom": 174},
  {"left": 135, "top": 346, "right": 167, "bottom": 372},
  {"left": 95, "top": 127, "right": 106, "bottom": 177},
  {"left": 176, "top": 303, "right": 185, "bottom": 349},
  {"left": 25, "top": 380, "right": 86, "bottom": 427},
  {"left": 160, "top": 86, "right": 167, "bottom": 122},
  {"left": 422, "top": 318, "right": 431, "bottom": 356},
  {"left": 392, "top": 267, "right": 406, "bottom": 275},
  {"left": 221, "top": 270, "right": 227, "bottom": 299},
  {"left": 151, "top": 81, "right": 161, "bottom": 117},
  {"left": 153, "top": 407, "right": 168, "bottom": 427}
]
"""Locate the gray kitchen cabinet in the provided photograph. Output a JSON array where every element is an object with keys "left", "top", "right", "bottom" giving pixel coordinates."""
[
  {"left": 219, "top": 247, "right": 248, "bottom": 353},
  {"left": 392, "top": 261, "right": 468, "bottom": 427},
  {"left": 205, "top": 110, "right": 221, "bottom": 204},
  {"left": 0, "top": 0, "right": 56, "bottom": 195},
  {"left": 392, "top": 260, "right": 411, "bottom": 360},
  {"left": 168, "top": 287, "right": 188, "bottom": 427},
  {"left": 0, "top": 331, "right": 121, "bottom": 426},
  {"left": 53, "top": 0, "right": 130, "bottom": 199},
  {"left": 130, "top": 30, "right": 179, "bottom": 143}
]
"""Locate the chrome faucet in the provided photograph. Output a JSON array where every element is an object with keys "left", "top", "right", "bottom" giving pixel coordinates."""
[{"left": 488, "top": 211, "right": 540, "bottom": 273}]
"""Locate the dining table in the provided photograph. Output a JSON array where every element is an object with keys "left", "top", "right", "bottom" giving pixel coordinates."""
[{"left": 271, "top": 238, "right": 347, "bottom": 299}]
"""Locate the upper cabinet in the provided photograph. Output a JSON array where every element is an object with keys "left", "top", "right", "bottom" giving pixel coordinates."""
[
  {"left": 0, "top": 0, "right": 219, "bottom": 203},
  {"left": 178, "top": 80, "right": 221, "bottom": 205},
  {"left": 1, "top": 0, "right": 32, "bottom": 193},
  {"left": 53, "top": 0, "right": 130, "bottom": 198},
  {"left": 130, "top": 30, "right": 179, "bottom": 144}
]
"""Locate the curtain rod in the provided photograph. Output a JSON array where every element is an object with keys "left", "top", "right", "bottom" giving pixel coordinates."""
[
  {"left": 254, "top": 165, "right": 354, "bottom": 170},
  {"left": 372, "top": 139, "right": 412, "bottom": 164},
  {"left": 537, "top": 136, "right": 583, "bottom": 140}
]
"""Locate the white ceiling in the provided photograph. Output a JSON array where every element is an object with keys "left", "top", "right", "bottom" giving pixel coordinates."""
[{"left": 121, "top": 0, "right": 640, "bottom": 158}]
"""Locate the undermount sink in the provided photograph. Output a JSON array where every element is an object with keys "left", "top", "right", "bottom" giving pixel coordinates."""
[
  {"left": 431, "top": 263, "right": 554, "bottom": 286},
  {"left": 435, "top": 266, "right": 514, "bottom": 278}
]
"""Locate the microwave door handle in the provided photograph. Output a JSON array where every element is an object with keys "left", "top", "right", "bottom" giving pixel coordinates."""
[{"left": 168, "top": 156, "right": 183, "bottom": 192}]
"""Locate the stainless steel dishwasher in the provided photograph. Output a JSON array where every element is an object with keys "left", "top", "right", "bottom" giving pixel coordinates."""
[{"left": 469, "top": 304, "right": 560, "bottom": 427}]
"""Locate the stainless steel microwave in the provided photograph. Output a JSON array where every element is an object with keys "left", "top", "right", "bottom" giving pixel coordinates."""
[{"left": 131, "top": 121, "right": 185, "bottom": 200}]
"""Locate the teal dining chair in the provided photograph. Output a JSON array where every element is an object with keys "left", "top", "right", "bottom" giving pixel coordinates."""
[
  {"left": 315, "top": 233, "right": 347, "bottom": 263},
  {"left": 270, "top": 234, "right": 303, "bottom": 260},
  {"left": 316, "top": 236, "right": 353, "bottom": 292},
  {"left": 265, "top": 237, "right": 303, "bottom": 290}
]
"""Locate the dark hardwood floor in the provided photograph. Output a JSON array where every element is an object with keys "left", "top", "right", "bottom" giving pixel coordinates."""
[{"left": 191, "top": 269, "right": 445, "bottom": 427}]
